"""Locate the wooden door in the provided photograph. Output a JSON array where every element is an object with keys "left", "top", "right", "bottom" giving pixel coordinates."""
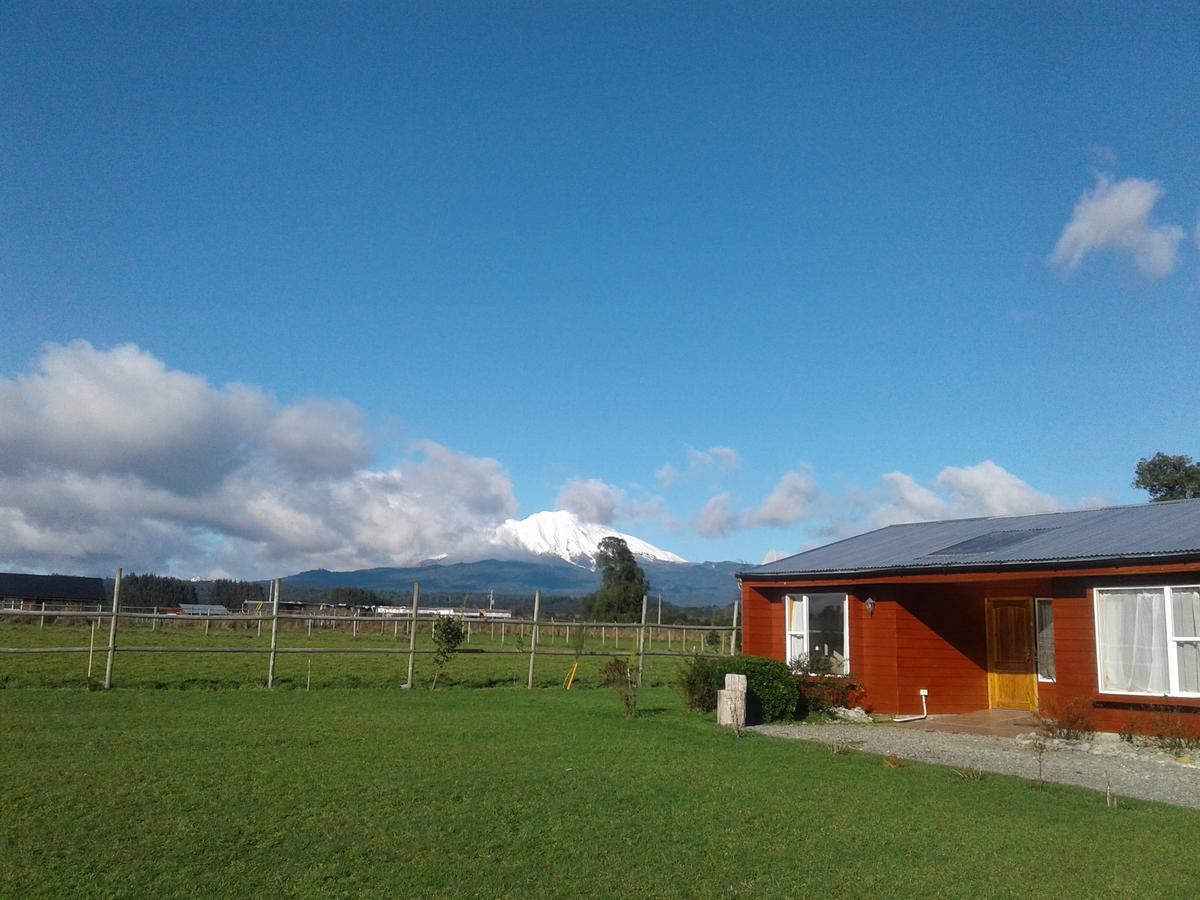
[{"left": 986, "top": 597, "right": 1037, "bottom": 711}]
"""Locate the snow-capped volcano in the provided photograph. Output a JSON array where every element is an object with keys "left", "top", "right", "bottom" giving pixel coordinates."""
[{"left": 490, "top": 510, "right": 686, "bottom": 568}]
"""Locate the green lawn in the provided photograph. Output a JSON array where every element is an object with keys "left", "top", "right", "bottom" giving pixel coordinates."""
[
  {"left": 2, "top": 686, "right": 1197, "bottom": 898},
  {"left": 0, "top": 621, "right": 707, "bottom": 690}
]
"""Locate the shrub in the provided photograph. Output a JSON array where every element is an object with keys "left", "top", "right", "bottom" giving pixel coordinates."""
[
  {"left": 709, "top": 655, "right": 798, "bottom": 723},
  {"left": 1039, "top": 697, "right": 1095, "bottom": 741},
  {"left": 788, "top": 653, "right": 866, "bottom": 719},
  {"left": 599, "top": 656, "right": 639, "bottom": 718},
  {"left": 430, "top": 616, "right": 466, "bottom": 690},
  {"left": 1145, "top": 711, "right": 1200, "bottom": 753},
  {"left": 675, "top": 654, "right": 719, "bottom": 711},
  {"left": 796, "top": 675, "right": 866, "bottom": 718}
]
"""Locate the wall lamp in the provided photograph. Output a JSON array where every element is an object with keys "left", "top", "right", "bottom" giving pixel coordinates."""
[{"left": 865, "top": 597, "right": 876, "bottom": 617}]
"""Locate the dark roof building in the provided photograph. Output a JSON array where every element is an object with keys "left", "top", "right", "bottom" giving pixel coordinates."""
[
  {"left": 0, "top": 572, "right": 108, "bottom": 604},
  {"left": 740, "top": 499, "right": 1200, "bottom": 580}
]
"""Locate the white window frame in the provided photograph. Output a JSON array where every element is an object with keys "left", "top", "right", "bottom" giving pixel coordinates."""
[
  {"left": 1035, "top": 597, "right": 1056, "bottom": 683},
  {"left": 1092, "top": 584, "right": 1200, "bottom": 699},
  {"left": 784, "top": 593, "right": 850, "bottom": 675}
]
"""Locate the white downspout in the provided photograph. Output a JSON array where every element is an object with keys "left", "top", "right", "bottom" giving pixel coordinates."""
[{"left": 893, "top": 689, "right": 929, "bottom": 724}]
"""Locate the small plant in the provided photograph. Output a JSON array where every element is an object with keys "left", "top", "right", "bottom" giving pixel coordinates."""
[
  {"left": 563, "top": 625, "right": 588, "bottom": 688},
  {"left": 1118, "top": 725, "right": 1136, "bottom": 744},
  {"left": 1031, "top": 737, "right": 1048, "bottom": 790},
  {"left": 1039, "top": 697, "right": 1096, "bottom": 742},
  {"left": 882, "top": 754, "right": 902, "bottom": 769},
  {"left": 1105, "top": 770, "right": 1118, "bottom": 808},
  {"left": 953, "top": 766, "right": 984, "bottom": 782},
  {"left": 829, "top": 740, "right": 853, "bottom": 756},
  {"left": 789, "top": 652, "right": 836, "bottom": 677},
  {"left": 1144, "top": 711, "right": 1200, "bottom": 753},
  {"left": 430, "top": 615, "right": 466, "bottom": 690},
  {"left": 599, "top": 656, "right": 639, "bottom": 718}
]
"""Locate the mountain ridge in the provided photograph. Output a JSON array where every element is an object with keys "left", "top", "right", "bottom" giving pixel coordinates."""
[{"left": 284, "top": 557, "right": 743, "bottom": 606}]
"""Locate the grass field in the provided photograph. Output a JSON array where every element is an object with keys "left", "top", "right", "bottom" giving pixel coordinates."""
[
  {"left": 0, "top": 621, "right": 709, "bottom": 690},
  {"left": 3, "top": 685, "right": 1199, "bottom": 898}
]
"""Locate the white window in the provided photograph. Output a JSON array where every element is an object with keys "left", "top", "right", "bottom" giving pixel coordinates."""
[
  {"left": 1094, "top": 585, "right": 1200, "bottom": 697},
  {"left": 1036, "top": 597, "right": 1056, "bottom": 682},
  {"left": 785, "top": 593, "right": 849, "bottom": 674}
]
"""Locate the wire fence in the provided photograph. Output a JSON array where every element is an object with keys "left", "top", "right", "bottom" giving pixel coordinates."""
[{"left": 0, "top": 569, "right": 741, "bottom": 690}]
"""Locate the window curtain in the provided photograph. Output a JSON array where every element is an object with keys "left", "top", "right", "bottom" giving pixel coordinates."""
[
  {"left": 1096, "top": 589, "right": 1169, "bottom": 694},
  {"left": 1172, "top": 588, "right": 1200, "bottom": 693},
  {"left": 1036, "top": 600, "right": 1056, "bottom": 681}
]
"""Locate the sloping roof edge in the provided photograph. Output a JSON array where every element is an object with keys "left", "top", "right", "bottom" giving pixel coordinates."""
[{"left": 737, "top": 550, "right": 1200, "bottom": 582}]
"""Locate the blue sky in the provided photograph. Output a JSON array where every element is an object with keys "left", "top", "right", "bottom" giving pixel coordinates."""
[{"left": 2, "top": 3, "right": 1198, "bottom": 575}]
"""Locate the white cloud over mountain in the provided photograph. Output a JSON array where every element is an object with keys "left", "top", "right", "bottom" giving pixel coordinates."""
[
  {"left": 1050, "top": 174, "right": 1186, "bottom": 279},
  {"left": 555, "top": 478, "right": 622, "bottom": 526},
  {"left": 0, "top": 342, "right": 516, "bottom": 576}
]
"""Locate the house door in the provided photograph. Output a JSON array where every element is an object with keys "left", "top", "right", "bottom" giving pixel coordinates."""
[{"left": 985, "top": 597, "right": 1037, "bottom": 711}]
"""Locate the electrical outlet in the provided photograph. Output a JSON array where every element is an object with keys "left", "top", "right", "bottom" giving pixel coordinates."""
[{"left": 919, "top": 689, "right": 928, "bottom": 696}]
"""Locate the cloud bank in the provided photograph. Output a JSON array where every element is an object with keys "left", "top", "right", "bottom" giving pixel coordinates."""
[
  {"left": 692, "top": 460, "right": 1066, "bottom": 550},
  {"left": 0, "top": 342, "right": 516, "bottom": 577}
]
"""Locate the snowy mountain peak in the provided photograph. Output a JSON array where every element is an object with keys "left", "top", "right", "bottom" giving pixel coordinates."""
[{"left": 490, "top": 510, "right": 686, "bottom": 568}]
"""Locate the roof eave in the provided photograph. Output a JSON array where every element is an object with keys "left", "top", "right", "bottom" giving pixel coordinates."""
[{"left": 736, "top": 551, "right": 1200, "bottom": 583}]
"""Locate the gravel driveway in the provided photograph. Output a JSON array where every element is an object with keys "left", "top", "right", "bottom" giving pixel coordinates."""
[{"left": 750, "top": 721, "right": 1200, "bottom": 810}]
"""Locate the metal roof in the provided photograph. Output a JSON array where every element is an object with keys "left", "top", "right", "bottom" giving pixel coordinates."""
[
  {"left": 0, "top": 572, "right": 107, "bottom": 602},
  {"left": 739, "top": 499, "right": 1200, "bottom": 581}
]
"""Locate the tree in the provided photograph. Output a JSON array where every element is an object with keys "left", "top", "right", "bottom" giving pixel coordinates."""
[
  {"left": 430, "top": 615, "right": 466, "bottom": 690},
  {"left": 582, "top": 537, "right": 650, "bottom": 622},
  {"left": 208, "top": 579, "right": 265, "bottom": 611},
  {"left": 1133, "top": 453, "right": 1200, "bottom": 501}
]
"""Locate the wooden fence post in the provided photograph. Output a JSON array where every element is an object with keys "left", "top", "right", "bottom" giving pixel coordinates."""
[
  {"left": 267, "top": 578, "right": 281, "bottom": 688},
  {"left": 731, "top": 594, "right": 739, "bottom": 656},
  {"left": 636, "top": 594, "right": 648, "bottom": 688},
  {"left": 527, "top": 590, "right": 540, "bottom": 689},
  {"left": 103, "top": 567, "right": 121, "bottom": 689},
  {"left": 87, "top": 618, "right": 96, "bottom": 679},
  {"left": 405, "top": 582, "right": 420, "bottom": 689},
  {"left": 40, "top": 600, "right": 45, "bottom": 630}
]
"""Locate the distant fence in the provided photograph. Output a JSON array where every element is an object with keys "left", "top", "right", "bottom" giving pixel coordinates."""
[{"left": 0, "top": 569, "right": 742, "bottom": 690}]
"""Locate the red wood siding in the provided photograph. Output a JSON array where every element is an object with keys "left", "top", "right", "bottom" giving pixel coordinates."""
[
  {"left": 741, "top": 584, "right": 783, "bottom": 658},
  {"left": 741, "top": 566, "right": 1200, "bottom": 736}
]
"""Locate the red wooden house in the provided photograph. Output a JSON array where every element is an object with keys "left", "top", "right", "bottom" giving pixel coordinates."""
[{"left": 737, "top": 499, "right": 1200, "bottom": 736}]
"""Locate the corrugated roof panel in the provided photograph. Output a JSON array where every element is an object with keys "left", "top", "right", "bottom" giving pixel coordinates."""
[{"left": 741, "top": 499, "right": 1200, "bottom": 579}]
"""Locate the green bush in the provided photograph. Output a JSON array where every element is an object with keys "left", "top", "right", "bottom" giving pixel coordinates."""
[
  {"left": 679, "top": 655, "right": 798, "bottom": 723},
  {"left": 675, "top": 654, "right": 720, "bottom": 711}
]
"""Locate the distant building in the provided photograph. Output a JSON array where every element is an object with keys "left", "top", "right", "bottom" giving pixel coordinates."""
[{"left": 0, "top": 572, "right": 107, "bottom": 610}]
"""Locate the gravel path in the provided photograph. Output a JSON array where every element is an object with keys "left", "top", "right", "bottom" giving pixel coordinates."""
[{"left": 750, "top": 721, "right": 1200, "bottom": 810}]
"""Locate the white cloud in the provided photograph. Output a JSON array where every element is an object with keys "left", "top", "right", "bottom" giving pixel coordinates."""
[
  {"left": 1050, "top": 174, "right": 1185, "bottom": 279},
  {"left": 869, "top": 460, "right": 1062, "bottom": 528},
  {"left": 744, "top": 469, "right": 819, "bottom": 529},
  {"left": 696, "top": 493, "right": 738, "bottom": 538},
  {"left": 0, "top": 342, "right": 517, "bottom": 577},
  {"left": 654, "top": 464, "right": 679, "bottom": 489},
  {"left": 555, "top": 478, "right": 623, "bottom": 526},
  {"left": 684, "top": 444, "right": 741, "bottom": 473},
  {"left": 761, "top": 549, "right": 790, "bottom": 564}
]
